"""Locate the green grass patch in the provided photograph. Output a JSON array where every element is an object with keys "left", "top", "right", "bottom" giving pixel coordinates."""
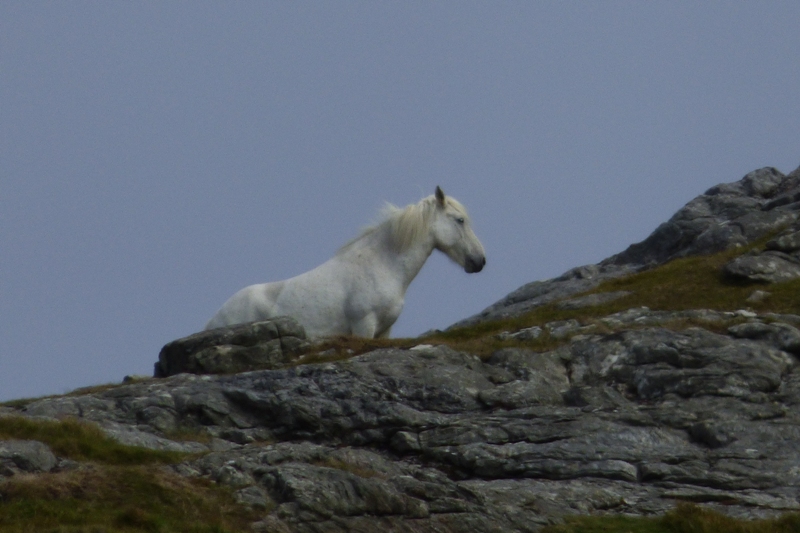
[
  {"left": 0, "top": 418, "right": 258, "bottom": 531},
  {"left": 306, "top": 336, "right": 417, "bottom": 359},
  {"left": 64, "top": 382, "right": 126, "bottom": 397},
  {"left": 0, "top": 383, "right": 129, "bottom": 409},
  {"left": 0, "top": 464, "right": 261, "bottom": 533},
  {"left": 542, "top": 503, "right": 800, "bottom": 533},
  {"left": 432, "top": 239, "right": 800, "bottom": 357},
  {"left": 593, "top": 254, "right": 798, "bottom": 317},
  {"left": 578, "top": 235, "right": 800, "bottom": 317},
  {"left": 0, "top": 416, "right": 185, "bottom": 465},
  {"left": 0, "top": 398, "right": 41, "bottom": 409}
]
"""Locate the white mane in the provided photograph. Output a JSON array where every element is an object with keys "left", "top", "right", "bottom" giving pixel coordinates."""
[{"left": 339, "top": 195, "right": 468, "bottom": 254}]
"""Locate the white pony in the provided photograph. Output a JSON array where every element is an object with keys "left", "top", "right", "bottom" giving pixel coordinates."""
[{"left": 205, "top": 187, "right": 486, "bottom": 338}]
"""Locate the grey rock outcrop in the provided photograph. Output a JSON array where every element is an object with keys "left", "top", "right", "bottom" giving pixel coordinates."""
[
  {"left": 608, "top": 166, "right": 799, "bottom": 267},
  {"left": 454, "top": 164, "right": 800, "bottom": 328},
  {"left": 7, "top": 307, "right": 800, "bottom": 529},
  {"left": 452, "top": 264, "right": 638, "bottom": 328},
  {"left": 723, "top": 250, "right": 800, "bottom": 283},
  {"left": 723, "top": 221, "right": 800, "bottom": 283},
  {"left": 0, "top": 440, "right": 57, "bottom": 477},
  {"left": 155, "top": 317, "right": 310, "bottom": 377}
]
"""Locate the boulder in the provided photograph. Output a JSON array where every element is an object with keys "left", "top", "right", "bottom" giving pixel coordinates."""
[
  {"left": 722, "top": 221, "right": 800, "bottom": 283},
  {"left": 728, "top": 321, "right": 800, "bottom": 355},
  {"left": 0, "top": 440, "right": 57, "bottom": 477},
  {"left": 155, "top": 317, "right": 310, "bottom": 377},
  {"left": 767, "top": 230, "right": 800, "bottom": 253},
  {"left": 723, "top": 251, "right": 800, "bottom": 283}
]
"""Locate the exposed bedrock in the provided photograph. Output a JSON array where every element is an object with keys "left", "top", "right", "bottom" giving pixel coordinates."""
[
  {"left": 453, "top": 164, "right": 800, "bottom": 328},
  {"left": 8, "top": 310, "right": 800, "bottom": 529}
]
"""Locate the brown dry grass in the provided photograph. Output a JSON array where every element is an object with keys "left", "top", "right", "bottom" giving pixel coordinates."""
[
  {"left": 428, "top": 236, "right": 800, "bottom": 357},
  {"left": 543, "top": 502, "right": 800, "bottom": 533},
  {"left": 0, "top": 464, "right": 261, "bottom": 532}
]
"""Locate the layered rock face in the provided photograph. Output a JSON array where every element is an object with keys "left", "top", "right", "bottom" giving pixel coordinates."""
[
  {"left": 3, "top": 163, "right": 800, "bottom": 532},
  {"left": 9, "top": 309, "right": 800, "bottom": 531},
  {"left": 452, "top": 164, "right": 800, "bottom": 328}
]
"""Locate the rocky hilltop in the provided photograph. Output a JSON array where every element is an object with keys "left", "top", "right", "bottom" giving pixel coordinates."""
[{"left": 3, "top": 163, "right": 800, "bottom": 532}]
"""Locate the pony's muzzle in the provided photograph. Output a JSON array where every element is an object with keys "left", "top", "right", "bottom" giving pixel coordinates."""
[{"left": 465, "top": 255, "right": 486, "bottom": 273}]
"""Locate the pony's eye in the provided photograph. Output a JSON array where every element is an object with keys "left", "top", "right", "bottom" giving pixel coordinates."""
[{"left": 456, "top": 217, "right": 465, "bottom": 225}]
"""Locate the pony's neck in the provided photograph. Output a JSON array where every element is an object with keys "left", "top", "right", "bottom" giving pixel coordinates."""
[
  {"left": 385, "top": 225, "right": 436, "bottom": 290},
  {"left": 343, "top": 217, "right": 436, "bottom": 292}
]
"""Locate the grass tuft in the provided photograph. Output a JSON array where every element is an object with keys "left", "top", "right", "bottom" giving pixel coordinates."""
[
  {"left": 0, "top": 417, "right": 256, "bottom": 531},
  {"left": 0, "top": 465, "right": 260, "bottom": 533},
  {"left": 431, "top": 239, "right": 800, "bottom": 357},
  {"left": 0, "top": 416, "right": 185, "bottom": 465},
  {"left": 542, "top": 503, "right": 800, "bottom": 533}
]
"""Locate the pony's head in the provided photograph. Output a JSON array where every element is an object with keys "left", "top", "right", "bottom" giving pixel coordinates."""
[
  {"left": 430, "top": 186, "right": 486, "bottom": 273},
  {"left": 355, "top": 186, "right": 486, "bottom": 274}
]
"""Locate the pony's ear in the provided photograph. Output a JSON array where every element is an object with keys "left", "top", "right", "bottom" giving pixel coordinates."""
[{"left": 435, "top": 186, "right": 446, "bottom": 207}]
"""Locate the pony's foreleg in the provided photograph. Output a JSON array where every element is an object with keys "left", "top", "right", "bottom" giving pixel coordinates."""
[{"left": 350, "top": 315, "right": 379, "bottom": 339}]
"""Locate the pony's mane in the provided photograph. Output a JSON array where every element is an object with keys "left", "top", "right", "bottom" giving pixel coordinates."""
[{"left": 337, "top": 194, "right": 468, "bottom": 254}]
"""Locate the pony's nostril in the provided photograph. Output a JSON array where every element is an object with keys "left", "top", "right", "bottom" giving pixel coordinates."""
[{"left": 466, "top": 256, "right": 485, "bottom": 273}]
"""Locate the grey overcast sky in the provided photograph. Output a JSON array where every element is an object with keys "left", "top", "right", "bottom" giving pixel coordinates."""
[{"left": 2, "top": 2, "right": 799, "bottom": 401}]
